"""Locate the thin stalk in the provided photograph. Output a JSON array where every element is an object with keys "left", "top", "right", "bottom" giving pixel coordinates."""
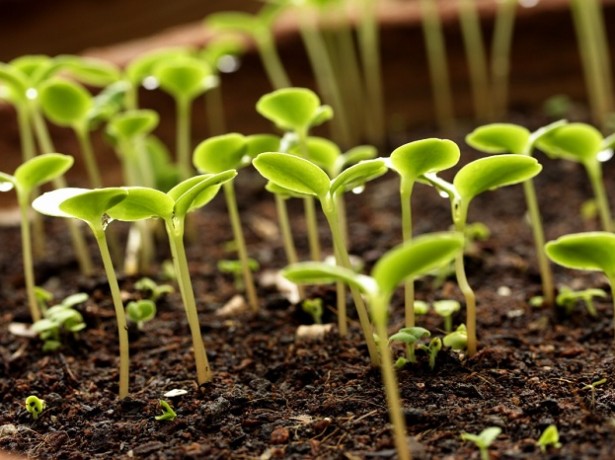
[
  {"left": 18, "top": 193, "right": 40, "bottom": 322},
  {"left": 373, "top": 301, "right": 411, "bottom": 460},
  {"left": 491, "top": 0, "right": 516, "bottom": 119},
  {"left": 585, "top": 161, "right": 612, "bottom": 232},
  {"left": 304, "top": 196, "right": 322, "bottom": 262},
  {"left": 400, "top": 185, "right": 415, "bottom": 327},
  {"left": 333, "top": 194, "right": 348, "bottom": 336},
  {"left": 94, "top": 228, "right": 129, "bottom": 399},
  {"left": 458, "top": 0, "right": 491, "bottom": 120},
  {"left": 419, "top": 0, "right": 455, "bottom": 132},
  {"left": 255, "top": 33, "right": 291, "bottom": 90},
  {"left": 223, "top": 181, "right": 259, "bottom": 311},
  {"left": 586, "top": 0, "right": 614, "bottom": 121},
  {"left": 166, "top": 218, "right": 212, "bottom": 384},
  {"left": 275, "top": 194, "right": 305, "bottom": 299},
  {"left": 205, "top": 83, "right": 226, "bottom": 136},
  {"left": 176, "top": 97, "right": 192, "bottom": 181},
  {"left": 75, "top": 127, "right": 103, "bottom": 188}
]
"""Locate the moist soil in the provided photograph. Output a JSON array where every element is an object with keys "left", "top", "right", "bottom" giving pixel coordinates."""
[{"left": 2, "top": 119, "right": 615, "bottom": 459}]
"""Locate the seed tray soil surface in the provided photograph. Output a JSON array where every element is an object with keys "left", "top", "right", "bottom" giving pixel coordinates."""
[{"left": 2, "top": 127, "right": 615, "bottom": 459}]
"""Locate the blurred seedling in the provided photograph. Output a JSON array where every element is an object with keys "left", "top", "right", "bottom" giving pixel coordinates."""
[
  {"left": 418, "top": 337, "right": 443, "bottom": 370},
  {"left": 460, "top": 426, "right": 501, "bottom": 460},
  {"left": 126, "top": 300, "right": 157, "bottom": 330},
  {"left": 134, "top": 277, "right": 174, "bottom": 302},
  {"left": 25, "top": 395, "right": 46, "bottom": 420},
  {"left": 582, "top": 377, "right": 607, "bottom": 407},
  {"left": 389, "top": 326, "right": 430, "bottom": 367},
  {"left": 556, "top": 286, "right": 606, "bottom": 317},
  {"left": 218, "top": 258, "right": 259, "bottom": 291},
  {"left": 433, "top": 299, "right": 461, "bottom": 333},
  {"left": 443, "top": 323, "right": 468, "bottom": 352},
  {"left": 536, "top": 424, "right": 562, "bottom": 453},
  {"left": 302, "top": 298, "right": 324, "bottom": 325},
  {"left": 155, "top": 400, "right": 177, "bottom": 421},
  {"left": 31, "top": 292, "right": 88, "bottom": 352}
]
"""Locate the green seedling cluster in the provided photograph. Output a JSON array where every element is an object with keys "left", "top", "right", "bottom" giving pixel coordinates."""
[{"left": 31, "top": 292, "right": 88, "bottom": 352}]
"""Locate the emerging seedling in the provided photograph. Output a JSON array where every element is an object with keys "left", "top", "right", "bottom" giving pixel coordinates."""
[
  {"left": 582, "top": 377, "right": 607, "bottom": 407},
  {"left": 536, "top": 424, "right": 562, "bottom": 453},
  {"left": 301, "top": 298, "right": 324, "bottom": 324},
  {"left": 0, "top": 153, "right": 74, "bottom": 322},
  {"left": 443, "top": 323, "right": 468, "bottom": 351},
  {"left": 545, "top": 232, "right": 615, "bottom": 339},
  {"left": 25, "top": 395, "right": 46, "bottom": 420},
  {"left": 126, "top": 299, "right": 156, "bottom": 330},
  {"left": 556, "top": 286, "right": 606, "bottom": 317},
  {"left": 389, "top": 326, "right": 430, "bottom": 366},
  {"left": 433, "top": 299, "right": 460, "bottom": 333},
  {"left": 31, "top": 292, "right": 88, "bottom": 351},
  {"left": 418, "top": 337, "right": 443, "bottom": 370},
  {"left": 33, "top": 187, "right": 131, "bottom": 398},
  {"left": 460, "top": 426, "right": 501, "bottom": 460},
  {"left": 155, "top": 400, "right": 177, "bottom": 421},
  {"left": 283, "top": 231, "right": 464, "bottom": 460},
  {"left": 134, "top": 277, "right": 174, "bottom": 302}
]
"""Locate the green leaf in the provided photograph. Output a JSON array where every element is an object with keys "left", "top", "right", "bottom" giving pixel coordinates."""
[
  {"left": 170, "top": 171, "right": 237, "bottom": 217},
  {"left": 339, "top": 145, "right": 378, "bottom": 169},
  {"left": 14, "top": 153, "right": 74, "bottom": 192},
  {"left": 282, "top": 262, "right": 377, "bottom": 296},
  {"left": 256, "top": 88, "right": 321, "bottom": 133},
  {"left": 536, "top": 122, "right": 603, "bottom": 164},
  {"left": 433, "top": 299, "right": 460, "bottom": 317},
  {"left": 602, "top": 132, "right": 615, "bottom": 151},
  {"left": 87, "top": 81, "right": 130, "bottom": 129},
  {"left": 465, "top": 124, "right": 530, "bottom": 155},
  {"left": 253, "top": 152, "right": 331, "bottom": 199},
  {"left": 125, "top": 47, "right": 191, "bottom": 86},
  {"left": 372, "top": 232, "right": 464, "bottom": 299},
  {"left": 39, "top": 78, "right": 92, "bottom": 127},
  {"left": 126, "top": 299, "right": 156, "bottom": 323},
  {"left": 33, "top": 188, "right": 90, "bottom": 218},
  {"left": 193, "top": 133, "right": 248, "bottom": 173},
  {"left": 154, "top": 56, "right": 212, "bottom": 101},
  {"left": 107, "top": 187, "right": 174, "bottom": 221},
  {"left": 265, "top": 181, "right": 305, "bottom": 199},
  {"left": 390, "top": 138, "right": 460, "bottom": 182},
  {"left": 296, "top": 136, "right": 340, "bottom": 176},
  {"left": 0, "top": 63, "right": 28, "bottom": 102},
  {"left": 107, "top": 110, "right": 159, "bottom": 141},
  {"left": 245, "top": 134, "right": 281, "bottom": 158},
  {"left": 54, "top": 55, "right": 121, "bottom": 86},
  {"left": 330, "top": 159, "right": 388, "bottom": 195},
  {"left": 545, "top": 232, "right": 615, "bottom": 278},
  {"left": 59, "top": 188, "right": 128, "bottom": 225},
  {"left": 200, "top": 35, "right": 246, "bottom": 68},
  {"left": 389, "top": 327, "right": 430, "bottom": 344},
  {"left": 454, "top": 154, "right": 542, "bottom": 203}
]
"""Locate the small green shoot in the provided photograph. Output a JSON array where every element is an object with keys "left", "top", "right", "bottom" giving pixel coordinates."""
[
  {"left": 25, "top": 395, "right": 46, "bottom": 420},
  {"left": 536, "top": 424, "right": 562, "bottom": 453},
  {"left": 31, "top": 292, "right": 88, "bottom": 352},
  {"left": 443, "top": 323, "right": 468, "bottom": 351},
  {"left": 433, "top": 300, "right": 460, "bottom": 333},
  {"left": 556, "top": 286, "right": 606, "bottom": 317},
  {"left": 582, "top": 377, "right": 607, "bottom": 407},
  {"left": 460, "top": 426, "right": 501, "bottom": 460},
  {"left": 134, "top": 277, "right": 174, "bottom": 302},
  {"left": 155, "top": 400, "right": 177, "bottom": 421},
  {"left": 302, "top": 298, "right": 323, "bottom": 325},
  {"left": 126, "top": 299, "right": 156, "bottom": 330},
  {"left": 414, "top": 300, "right": 430, "bottom": 316},
  {"left": 418, "top": 337, "right": 443, "bottom": 370},
  {"left": 217, "top": 258, "right": 259, "bottom": 291},
  {"left": 389, "top": 326, "right": 430, "bottom": 365}
]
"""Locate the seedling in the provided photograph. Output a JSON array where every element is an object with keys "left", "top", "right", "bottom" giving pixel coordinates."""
[
  {"left": 389, "top": 326, "right": 430, "bottom": 365},
  {"left": 424, "top": 154, "right": 542, "bottom": 355},
  {"left": 25, "top": 395, "right": 46, "bottom": 420},
  {"left": 418, "top": 337, "right": 443, "bottom": 370},
  {"left": 443, "top": 324, "right": 468, "bottom": 351},
  {"left": 0, "top": 153, "right": 74, "bottom": 322},
  {"left": 32, "top": 187, "right": 131, "bottom": 398},
  {"left": 283, "top": 231, "right": 464, "bottom": 460},
  {"left": 582, "top": 377, "right": 607, "bottom": 407},
  {"left": 106, "top": 171, "right": 238, "bottom": 385},
  {"left": 545, "top": 232, "right": 615, "bottom": 339},
  {"left": 460, "top": 426, "right": 501, "bottom": 460},
  {"left": 31, "top": 292, "right": 88, "bottom": 352},
  {"left": 433, "top": 300, "right": 460, "bottom": 333},
  {"left": 556, "top": 286, "right": 606, "bottom": 317},
  {"left": 388, "top": 138, "right": 460, "bottom": 327},
  {"left": 254, "top": 152, "right": 387, "bottom": 360},
  {"left": 155, "top": 400, "right": 177, "bottom": 421},
  {"left": 218, "top": 259, "right": 259, "bottom": 291},
  {"left": 126, "top": 300, "right": 156, "bottom": 330},
  {"left": 536, "top": 122, "right": 615, "bottom": 231},
  {"left": 302, "top": 298, "right": 324, "bottom": 325},
  {"left": 414, "top": 300, "right": 430, "bottom": 316},
  {"left": 134, "top": 277, "right": 174, "bottom": 302},
  {"left": 536, "top": 424, "right": 562, "bottom": 453}
]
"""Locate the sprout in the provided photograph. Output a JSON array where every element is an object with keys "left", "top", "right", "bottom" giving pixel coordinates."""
[
  {"left": 126, "top": 299, "right": 156, "bottom": 330},
  {"left": 414, "top": 300, "right": 430, "bottom": 316},
  {"left": 460, "top": 426, "right": 501, "bottom": 460},
  {"left": 31, "top": 292, "right": 88, "bottom": 352},
  {"left": 155, "top": 400, "right": 177, "bottom": 421},
  {"left": 433, "top": 299, "right": 461, "bottom": 333},
  {"left": 25, "top": 395, "right": 46, "bottom": 420},
  {"left": 556, "top": 286, "right": 606, "bottom": 317},
  {"left": 582, "top": 377, "right": 607, "bottom": 407},
  {"left": 301, "top": 298, "right": 324, "bottom": 325},
  {"left": 536, "top": 424, "right": 562, "bottom": 453},
  {"left": 389, "top": 326, "right": 430, "bottom": 365},
  {"left": 134, "top": 277, "right": 174, "bottom": 302},
  {"left": 443, "top": 323, "right": 468, "bottom": 351},
  {"left": 217, "top": 258, "right": 260, "bottom": 292},
  {"left": 418, "top": 337, "right": 443, "bottom": 370}
]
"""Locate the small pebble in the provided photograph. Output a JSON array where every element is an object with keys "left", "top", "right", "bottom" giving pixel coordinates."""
[{"left": 270, "top": 426, "right": 289, "bottom": 444}]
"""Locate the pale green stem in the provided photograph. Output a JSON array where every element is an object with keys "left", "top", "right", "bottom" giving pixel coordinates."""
[
  {"left": 223, "top": 181, "right": 259, "bottom": 311},
  {"left": 176, "top": 97, "right": 192, "bottom": 181},
  {"left": 458, "top": 0, "right": 491, "bottom": 120},
  {"left": 324, "top": 200, "right": 379, "bottom": 365},
  {"left": 336, "top": 193, "right": 348, "bottom": 249},
  {"left": 75, "top": 127, "right": 102, "bottom": 188},
  {"left": 166, "top": 218, "right": 212, "bottom": 384},
  {"left": 304, "top": 196, "right": 322, "bottom": 262},
  {"left": 419, "top": 0, "right": 455, "bottom": 132},
  {"left": 205, "top": 83, "right": 226, "bottom": 136},
  {"left": 373, "top": 298, "right": 411, "bottom": 460},
  {"left": 400, "top": 183, "right": 415, "bottom": 328},
  {"left": 491, "top": 0, "right": 516, "bottom": 119},
  {"left": 18, "top": 192, "right": 40, "bottom": 323},
  {"left": 256, "top": 33, "right": 291, "bottom": 90},
  {"left": 586, "top": 0, "right": 614, "bottom": 122},
  {"left": 585, "top": 161, "right": 612, "bottom": 232},
  {"left": 93, "top": 227, "right": 130, "bottom": 399},
  {"left": 522, "top": 179, "right": 554, "bottom": 306},
  {"left": 333, "top": 242, "right": 348, "bottom": 337},
  {"left": 275, "top": 194, "right": 305, "bottom": 299}
]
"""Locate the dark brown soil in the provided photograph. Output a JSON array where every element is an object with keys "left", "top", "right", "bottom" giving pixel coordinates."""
[{"left": 2, "top": 118, "right": 615, "bottom": 460}]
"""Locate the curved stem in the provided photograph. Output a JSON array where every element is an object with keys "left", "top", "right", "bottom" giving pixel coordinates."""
[
  {"left": 400, "top": 185, "right": 415, "bottom": 327},
  {"left": 585, "top": 161, "right": 612, "bottom": 232},
  {"left": 75, "top": 127, "right": 102, "bottom": 188},
  {"left": 18, "top": 193, "right": 40, "bottom": 322}
]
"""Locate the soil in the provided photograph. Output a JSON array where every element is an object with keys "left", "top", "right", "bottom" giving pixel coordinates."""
[{"left": 2, "top": 116, "right": 615, "bottom": 460}]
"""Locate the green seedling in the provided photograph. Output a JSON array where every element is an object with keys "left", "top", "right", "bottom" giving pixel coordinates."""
[
  {"left": 33, "top": 187, "right": 131, "bottom": 398},
  {"left": 302, "top": 298, "right": 324, "bottom": 325},
  {"left": 106, "top": 171, "right": 238, "bottom": 385},
  {"left": 536, "top": 122, "right": 615, "bottom": 231},
  {"left": 536, "top": 424, "right": 562, "bottom": 453},
  {"left": 466, "top": 120, "right": 566, "bottom": 306},
  {"left": 424, "top": 154, "right": 542, "bottom": 356},
  {"left": 389, "top": 138, "right": 460, "bottom": 327},
  {"left": 443, "top": 323, "right": 468, "bottom": 351},
  {"left": 0, "top": 153, "right": 74, "bottom": 322},
  {"left": 389, "top": 326, "right": 430, "bottom": 365},
  {"left": 134, "top": 277, "right": 174, "bottom": 302},
  {"left": 418, "top": 337, "right": 443, "bottom": 370},
  {"left": 155, "top": 400, "right": 177, "bottom": 421},
  {"left": 218, "top": 259, "right": 259, "bottom": 291},
  {"left": 460, "top": 426, "right": 501, "bottom": 460},
  {"left": 34, "top": 286, "right": 53, "bottom": 315},
  {"left": 414, "top": 300, "right": 430, "bottom": 316},
  {"left": 257, "top": 87, "right": 333, "bottom": 263},
  {"left": 126, "top": 299, "right": 156, "bottom": 330},
  {"left": 556, "top": 286, "right": 606, "bottom": 317},
  {"left": 433, "top": 299, "right": 461, "bottom": 333},
  {"left": 254, "top": 152, "right": 388, "bottom": 359},
  {"left": 582, "top": 377, "right": 607, "bottom": 407},
  {"left": 31, "top": 292, "right": 88, "bottom": 352},
  {"left": 25, "top": 395, "right": 46, "bottom": 420},
  {"left": 193, "top": 133, "right": 261, "bottom": 310},
  {"left": 545, "top": 232, "right": 615, "bottom": 339},
  {"left": 283, "top": 231, "right": 464, "bottom": 460}
]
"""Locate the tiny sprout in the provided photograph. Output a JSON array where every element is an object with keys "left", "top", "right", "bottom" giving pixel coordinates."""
[
  {"left": 433, "top": 299, "right": 461, "bottom": 332},
  {"left": 134, "top": 277, "right": 174, "bottom": 302},
  {"left": 302, "top": 298, "right": 323, "bottom": 324},
  {"left": 31, "top": 292, "right": 88, "bottom": 352},
  {"left": 536, "top": 424, "right": 562, "bottom": 453},
  {"left": 443, "top": 324, "right": 468, "bottom": 351},
  {"left": 556, "top": 286, "right": 606, "bottom": 317},
  {"left": 25, "top": 395, "right": 46, "bottom": 420},
  {"left": 126, "top": 299, "right": 157, "bottom": 330},
  {"left": 418, "top": 337, "right": 443, "bottom": 370},
  {"left": 582, "top": 377, "right": 607, "bottom": 407},
  {"left": 414, "top": 300, "right": 430, "bottom": 316},
  {"left": 460, "top": 426, "right": 501, "bottom": 460},
  {"left": 389, "top": 326, "right": 431, "bottom": 364},
  {"left": 217, "top": 258, "right": 259, "bottom": 291},
  {"left": 155, "top": 400, "right": 177, "bottom": 421}
]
